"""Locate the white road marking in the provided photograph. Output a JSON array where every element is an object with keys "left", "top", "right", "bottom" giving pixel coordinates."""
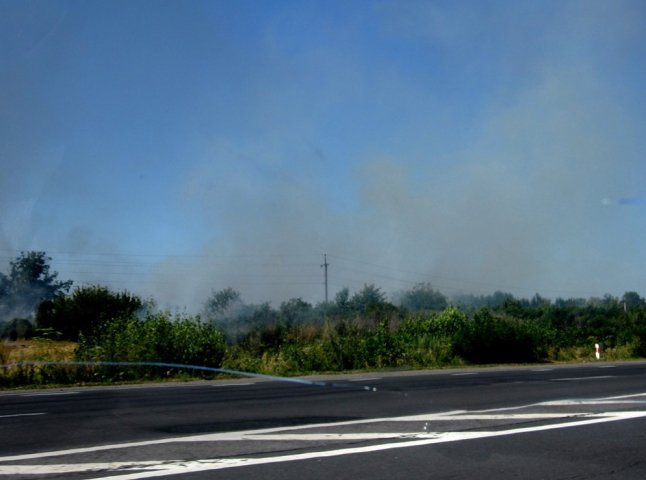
[
  {"left": 0, "top": 461, "right": 161, "bottom": 475},
  {"left": 552, "top": 375, "right": 615, "bottom": 381},
  {"left": 531, "top": 368, "right": 554, "bottom": 372},
  {"left": 0, "top": 413, "right": 45, "bottom": 419},
  {"left": 598, "top": 365, "right": 616, "bottom": 368},
  {"left": 348, "top": 377, "right": 381, "bottom": 382},
  {"left": 0, "top": 411, "right": 477, "bottom": 462},
  {"left": 541, "top": 400, "right": 646, "bottom": 406},
  {"left": 452, "top": 372, "right": 477, "bottom": 376},
  {"left": 212, "top": 382, "right": 255, "bottom": 387},
  {"left": 0, "top": 409, "right": 593, "bottom": 462},
  {"left": 2, "top": 411, "right": 644, "bottom": 479},
  {"left": 4, "top": 392, "right": 646, "bottom": 479},
  {"left": 20, "top": 391, "right": 80, "bottom": 397},
  {"left": 479, "top": 392, "right": 646, "bottom": 410},
  {"left": 603, "top": 392, "right": 646, "bottom": 400}
]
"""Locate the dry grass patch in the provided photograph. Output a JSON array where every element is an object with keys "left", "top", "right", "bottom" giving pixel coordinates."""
[{"left": 1, "top": 339, "right": 77, "bottom": 364}]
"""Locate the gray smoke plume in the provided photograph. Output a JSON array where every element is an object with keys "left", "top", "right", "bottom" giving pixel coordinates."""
[{"left": 2, "top": 1, "right": 644, "bottom": 313}]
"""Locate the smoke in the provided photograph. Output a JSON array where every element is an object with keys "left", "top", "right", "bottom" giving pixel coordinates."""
[
  {"left": 168, "top": 2, "right": 646, "bottom": 308},
  {"left": 2, "top": 1, "right": 645, "bottom": 312}
]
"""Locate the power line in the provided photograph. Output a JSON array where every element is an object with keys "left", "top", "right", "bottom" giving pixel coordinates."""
[{"left": 0, "top": 248, "right": 625, "bottom": 300}]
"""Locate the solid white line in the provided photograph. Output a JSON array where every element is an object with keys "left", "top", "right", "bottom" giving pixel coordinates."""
[
  {"left": 0, "top": 411, "right": 469, "bottom": 462},
  {"left": 0, "top": 461, "right": 161, "bottom": 475},
  {"left": 540, "top": 400, "right": 646, "bottom": 406},
  {"left": 244, "top": 433, "right": 416, "bottom": 441},
  {"left": 17, "top": 411, "right": 639, "bottom": 480},
  {"left": 532, "top": 392, "right": 646, "bottom": 407},
  {"left": 463, "top": 392, "right": 646, "bottom": 413},
  {"left": 452, "top": 372, "right": 477, "bottom": 376},
  {"left": 602, "top": 392, "right": 646, "bottom": 400},
  {"left": 598, "top": 365, "right": 616, "bottom": 368},
  {"left": 5, "top": 392, "right": 646, "bottom": 467},
  {"left": 0, "top": 413, "right": 46, "bottom": 419},
  {"left": 531, "top": 368, "right": 554, "bottom": 372},
  {"left": 418, "top": 413, "right": 593, "bottom": 420},
  {"left": 348, "top": 377, "right": 381, "bottom": 382}
]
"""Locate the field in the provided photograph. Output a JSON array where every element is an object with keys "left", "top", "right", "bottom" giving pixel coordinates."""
[{"left": 0, "top": 339, "right": 77, "bottom": 365}]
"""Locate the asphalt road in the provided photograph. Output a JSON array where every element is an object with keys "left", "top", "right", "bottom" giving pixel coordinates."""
[{"left": 1, "top": 361, "right": 646, "bottom": 479}]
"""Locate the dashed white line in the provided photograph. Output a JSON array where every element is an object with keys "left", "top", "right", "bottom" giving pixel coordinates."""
[
  {"left": 552, "top": 375, "right": 615, "bottom": 382},
  {"left": 0, "top": 413, "right": 46, "bottom": 419},
  {"left": 20, "top": 391, "right": 80, "bottom": 397},
  {"left": 212, "top": 382, "right": 255, "bottom": 387}
]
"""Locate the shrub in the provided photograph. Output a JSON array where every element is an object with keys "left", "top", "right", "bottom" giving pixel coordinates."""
[
  {"left": 75, "top": 312, "right": 226, "bottom": 379},
  {"left": 37, "top": 285, "right": 144, "bottom": 341},
  {"left": 454, "top": 309, "right": 548, "bottom": 364}
]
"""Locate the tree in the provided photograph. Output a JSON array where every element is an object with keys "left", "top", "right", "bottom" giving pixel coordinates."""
[
  {"left": 203, "top": 288, "right": 242, "bottom": 323},
  {"left": 398, "top": 283, "right": 447, "bottom": 312},
  {"left": 622, "top": 291, "right": 645, "bottom": 311},
  {"left": 332, "top": 287, "right": 351, "bottom": 315},
  {"left": 36, "top": 285, "right": 144, "bottom": 340},
  {"left": 279, "top": 297, "right": 312, "bottom": 325},
  {"left": 350, "top": 284, "right": 387, "bottom": 312},
  {"left": 0, "top": 251, "right": 72, "bottom": 323}
]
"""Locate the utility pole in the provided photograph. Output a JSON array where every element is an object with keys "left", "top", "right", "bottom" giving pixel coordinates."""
[{"left": 321, "top": 253, "right": 329, "bottom": 304}]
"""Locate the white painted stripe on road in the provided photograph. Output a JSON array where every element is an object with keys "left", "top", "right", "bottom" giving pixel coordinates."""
[
  {"left": 0, "top": 461, "right": 161, "bottom": 475},
  {"left": 411, "top": 413, "right": 593, "bottom": 421},
  {"left": 475, "top": 392, "right": 646, "bottom": 411},
  {"left": 0, "top": 409, "right": 609, "bottom": 463},
  {"left": 542, "top": 400, "right": 646, "bottom": 406},
  {"left": 552, "top": 375, "right": 615, "bottom": 381},
  {"left": 212, "top": 382, "right": 255, "bottom": 387},
  {"left": 20, "top": 391, "right": 80, "bottom": 397},
  {"left": 348, "top": 377, "right": 381, "bottom": 382},
  {"left": 531, "top": 368, "right": 554, "bottom": 372},
  {"left": 598, "top": 365, "right": 616, "bottom": 368},
  {"left": 243, "top": 433, "right": 417, "bottom": 441},
  {"left": 452, "top": 372, "right": 477, "bottom": 376},
  {"left": 4, "top": 391, "right": 646, "bottom": 469},
  {"left": 602, "top": 392, "right": 646, "bottom": 400},
  {"left": 0, "top": 410, "right": 474, "bottom": 462},
  {"left": 4, "top": 411, "right": 644, "bottom": 479},
  {"left": 0, "top": 413, "right": 45, "bottom": 419}
]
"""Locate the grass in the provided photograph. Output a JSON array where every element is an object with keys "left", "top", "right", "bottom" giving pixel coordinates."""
[
  {"left": 0, "top": 338, "right": 644, "bottom": 389},
  {"left": 1, "top": 339, "right": 77, "bottom": 365}
]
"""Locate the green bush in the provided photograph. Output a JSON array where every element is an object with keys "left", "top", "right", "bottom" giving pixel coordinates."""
[
  {"left": 37, "top": 285, "right": 144, "bottom": 341},
  {"left": 75, "top": 312, "right": 226, "bottom": 379},
  {"left": 454, "top": 309, "right": 549, "bottom": 364}
]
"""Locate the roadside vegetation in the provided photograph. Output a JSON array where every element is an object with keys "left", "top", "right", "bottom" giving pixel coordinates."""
[{"left": 1, "top": 251, "right": 645, "bottom": 387}]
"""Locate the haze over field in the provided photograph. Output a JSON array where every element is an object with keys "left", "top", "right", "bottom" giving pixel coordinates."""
[{"left": 1, "top": 0, "right": 645, "bottom": 311}]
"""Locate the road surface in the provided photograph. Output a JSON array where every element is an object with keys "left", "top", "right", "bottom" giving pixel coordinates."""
[{"left": 1, "top": 361, "right": 646, "bottom": 479}]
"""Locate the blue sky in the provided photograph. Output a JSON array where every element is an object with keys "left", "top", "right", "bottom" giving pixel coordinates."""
[{"left": 1, "top": 0, "right": 645, "bottom": 311}]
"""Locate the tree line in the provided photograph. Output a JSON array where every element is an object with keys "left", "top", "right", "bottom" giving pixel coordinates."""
[{"left": 1, "top": 251, "right": 645, "bottom": 386}]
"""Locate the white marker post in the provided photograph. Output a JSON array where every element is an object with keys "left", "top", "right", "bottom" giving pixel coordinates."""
[{"left": 595, "top": 343, "right": 600, "bottom": 360}]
